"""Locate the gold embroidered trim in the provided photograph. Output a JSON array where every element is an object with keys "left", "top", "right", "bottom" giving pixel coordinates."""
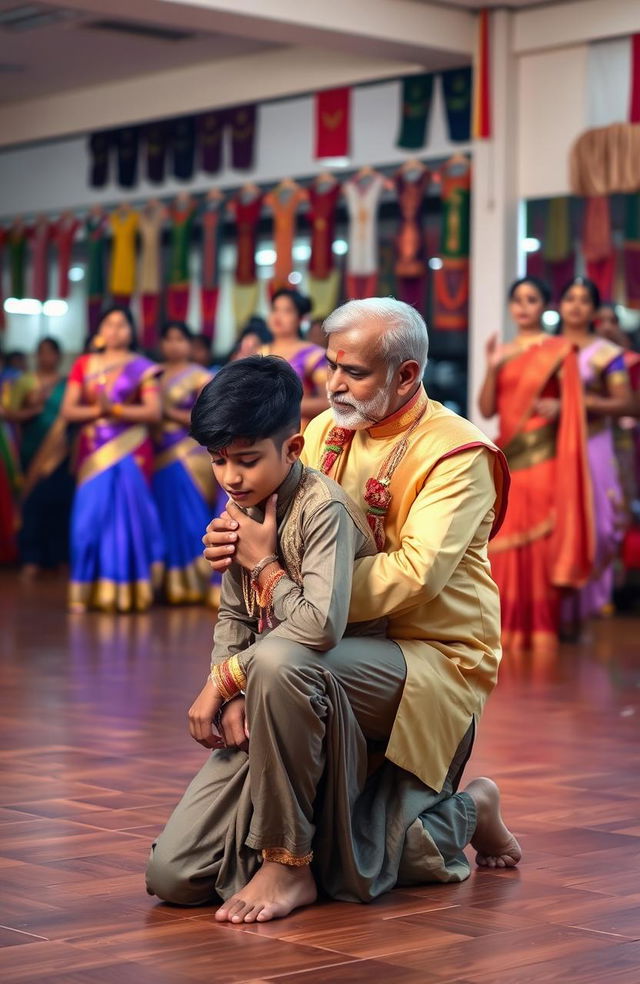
[
  {"left": 262, "top": 848, "right": 313, "bottom": 866},
  {"left": 279, "top": 467, "right": 375, "bottom": 588}
]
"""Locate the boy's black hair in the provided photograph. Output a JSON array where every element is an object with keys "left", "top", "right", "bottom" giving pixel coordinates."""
[{"left": 190, "top": 355, "right": 303, "bottom": 452}]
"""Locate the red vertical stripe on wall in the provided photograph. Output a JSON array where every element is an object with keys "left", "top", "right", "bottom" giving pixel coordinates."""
[{"left": 630, "top": 34, "right": 640, "bottom": 123}]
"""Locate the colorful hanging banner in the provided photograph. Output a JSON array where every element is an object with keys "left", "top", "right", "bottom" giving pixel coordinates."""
[
  {"left": 85, "top": 209, "right": 107, "bottom": 337},
  {"left": 396, "top": 74, "right": 434, "bottom": 151},
  {"left": 115, "top": 126, "right": 140, "bottom": 189},
  {"left": 88, "top": 131, "right": 112, "bottom": 189},
  {"left": 442, "top": 67, "right": 472, "bottom": 143},
  {"left": 315, "top": 87, "right": 351, "bottom": 159},
  {"left": 228, "top": 104, "right": 257, "bottom": 170},
  {"left": 624, "top": 192, "right": 640, "bottom": 308},
  {"left": 583, "top": 196, "right": 615, "bottom": 302},
  {"left": 472, "top": 9, "right": 491, "bottom": 139},
  {"left": 170, "top": 116, "right": 196, "bottom": 181},
  {"left": 433, "top": 156, "right": 471, "bottom": 332},
  {"left": 145, "top": 121, "right": 168, "bottom": 184}
]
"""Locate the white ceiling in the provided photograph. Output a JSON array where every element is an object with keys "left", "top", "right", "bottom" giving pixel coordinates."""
[
  {"left": 409, "top": 0, "right": 568, "bottom": 7},
  {"left": 0, "top": 1, "right": 279, "bottom": 103}
]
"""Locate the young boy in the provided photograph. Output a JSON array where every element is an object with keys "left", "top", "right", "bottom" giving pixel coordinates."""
[{"left": 146, "top": 355, "right": 385, "bottom": 919}]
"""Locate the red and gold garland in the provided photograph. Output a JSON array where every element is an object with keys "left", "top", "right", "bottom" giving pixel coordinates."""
[{"left": 319, "top": 392, "right": 427, "bottom": 551}]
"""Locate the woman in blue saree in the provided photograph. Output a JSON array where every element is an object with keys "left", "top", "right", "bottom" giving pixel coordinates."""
[
  {"left": 153, "top": 321, "right": 215, "bottom": 604},
  {"left": 61, "top": 306, "right": 164, "bottom": 613}
]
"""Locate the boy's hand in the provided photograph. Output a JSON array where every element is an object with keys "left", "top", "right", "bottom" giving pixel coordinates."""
[
  {"left": 227, "top": 494, "right": 278, "bottom": 571},
  {"left": 188, "top": 677, "right": 225, "bottom": 750},
  {"left": 219, "top": 696, "right": 250, "bottom": 751},
  {"left": 202, "top": 510, "right": 238, "bottom": 572}
]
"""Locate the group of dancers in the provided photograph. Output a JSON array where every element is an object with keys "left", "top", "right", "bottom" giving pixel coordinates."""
[
  {"left": 479, "top": 275, "right": 640, "bottom": 656},
  {"left": 0, "top": 288, "right": 328, "bottom": 613}
]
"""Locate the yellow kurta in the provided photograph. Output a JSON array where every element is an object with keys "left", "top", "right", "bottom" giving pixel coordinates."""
[{"left": 302, "top": 389, "right": 509, "bottom": 792}]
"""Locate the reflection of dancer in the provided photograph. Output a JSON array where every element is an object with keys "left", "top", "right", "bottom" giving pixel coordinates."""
[
  {"left": 479, "top": 278, "right": 593, "bottom": 656},
  {"left": 560, "top": 278, "right": 633, "bottom": 622},
  {"left": 153, "top": 321, "right": 214, "bottom": 605},
  {"left": 62, "top": 307, "right": 164, "bottom": 613}
]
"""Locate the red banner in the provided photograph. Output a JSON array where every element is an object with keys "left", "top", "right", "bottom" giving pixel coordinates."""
[
  {"left": 315, "top": 87, "right": 351, "bottom": 159},
  {"left": 472, "top": 10, "right": 491, "bottom": 139},
  {"left": 630, "top": 34, "right": 640, "bottom": 123}
]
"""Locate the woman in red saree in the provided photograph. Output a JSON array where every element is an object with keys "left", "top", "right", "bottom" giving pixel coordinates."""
[{"left": 478, "top": 277, "right": 594, "bottom": 656}]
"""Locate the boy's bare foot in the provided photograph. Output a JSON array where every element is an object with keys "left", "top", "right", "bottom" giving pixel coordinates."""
[
  {"left": 465, "top": 777, "right": 522, "bottom": 869},
  {"left": 215, "top": 860, "right": 317, "bottom": 924}
]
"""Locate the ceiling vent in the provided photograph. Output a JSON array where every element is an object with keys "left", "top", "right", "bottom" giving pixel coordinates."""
[{"left": 85, "top": 20, "right": 197, "bottom": 43}]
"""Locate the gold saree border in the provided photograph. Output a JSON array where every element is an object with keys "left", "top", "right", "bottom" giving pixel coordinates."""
[
  {"left": 502, "top": 422, "right": 556, "bottom": 473},
  {"left": 78, "top": 426, "right": 147, "bottom": 486},
  {"left": 69, "top": 574, "right": 157, "bottom": 613},
  {"left": 154, "top": 436, "right": 215, "bottom": 502},
  {"left": 164, "top": 558, "right": 211, "bottom": 605}
]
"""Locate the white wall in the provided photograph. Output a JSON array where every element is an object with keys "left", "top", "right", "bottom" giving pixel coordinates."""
[{"left": 517, "top": 44, "right": 588, "bottom": 200}]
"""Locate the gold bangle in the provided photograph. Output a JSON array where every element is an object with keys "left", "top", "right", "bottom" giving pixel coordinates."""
[
  {"left": 227, "top": 654, "right": 247, "bottom": 692},
  {"left": 210, "top": 663, "right": 237, "bottom": 702}
]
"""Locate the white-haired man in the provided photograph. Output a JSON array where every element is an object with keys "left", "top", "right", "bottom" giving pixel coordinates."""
[{"left": 148, "top": 298, "right": 520, "bottom": 923}]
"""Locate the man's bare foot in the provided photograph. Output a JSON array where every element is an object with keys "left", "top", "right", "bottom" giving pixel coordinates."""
[
  {"left": 465, "top": 777, "right": 522, "bottom": 869},
  {"left": 215, "top": 860, "right": 317, "bottom": 924}
]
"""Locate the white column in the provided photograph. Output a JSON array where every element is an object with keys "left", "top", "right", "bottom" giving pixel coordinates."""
[{"left": 468, "top": 9, "right": 519, "bottom": 433}]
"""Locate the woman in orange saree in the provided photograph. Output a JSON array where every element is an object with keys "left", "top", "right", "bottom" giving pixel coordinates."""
[{"left": 478, "top": 277, "right": 594, "bottom": 656}]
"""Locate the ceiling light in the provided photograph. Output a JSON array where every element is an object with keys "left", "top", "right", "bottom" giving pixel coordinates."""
[
  {"left": 43, "top": 300, "right": 68, "bottom": 317},
  {"left": 4, "top": 297, "right": 42, "bottom": 314}
]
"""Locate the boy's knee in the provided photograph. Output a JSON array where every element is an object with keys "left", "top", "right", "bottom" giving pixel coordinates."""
[
  {"left": 145, "top": 842, "right": 212, "bottom": 907},
  {"left": 250, "top": 637, "right": 318, "bottom": 691}
]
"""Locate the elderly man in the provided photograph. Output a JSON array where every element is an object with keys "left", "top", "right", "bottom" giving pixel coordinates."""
[{"left": 148, "top": 298, "right": 520, "bottom": 924}]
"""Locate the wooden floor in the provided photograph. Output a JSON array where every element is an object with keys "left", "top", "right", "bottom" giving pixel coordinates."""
[{"left": 1, "top": 570, "right": 640, "bottom": 983}]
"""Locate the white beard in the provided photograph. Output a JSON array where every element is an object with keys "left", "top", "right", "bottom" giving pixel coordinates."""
[{"left": 328, "top": 388, "right": 392, "bottom": 430}]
